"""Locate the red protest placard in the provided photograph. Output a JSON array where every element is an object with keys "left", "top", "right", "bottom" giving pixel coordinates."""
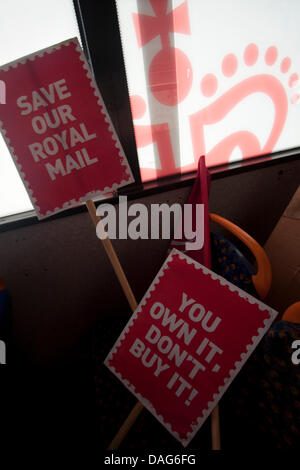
[
  {"left": 0, "top": 38, "right": 133, "bottom": 219},
  {"left": 105, "top": 248, "right": 277, "bottom": 447}
]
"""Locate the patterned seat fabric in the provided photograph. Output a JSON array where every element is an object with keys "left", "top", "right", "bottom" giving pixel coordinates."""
[
  {"left": 224, "top": 321, "right": 300, "bottom": 448},
  {"left": 211, "top": 232, "right": 257, "bottom": 296},
  {"left": 211, "top": 235, "right": 300, "bottom": 448}
]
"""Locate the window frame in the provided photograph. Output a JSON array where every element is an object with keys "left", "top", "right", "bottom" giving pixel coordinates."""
[
  {"left": 1, "top": 147, "right": 299, "bottom": 232},
  {"left": 0, "top": 0, "right": 299, "bottom": 228}
]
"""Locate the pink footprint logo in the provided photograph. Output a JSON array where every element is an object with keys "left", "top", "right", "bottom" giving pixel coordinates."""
[
  {"left": 129, "top": 1, "right": 299, "bottom": 179},
  {"left": 190, "top": 44, "right": 299, "bottom": 166}
]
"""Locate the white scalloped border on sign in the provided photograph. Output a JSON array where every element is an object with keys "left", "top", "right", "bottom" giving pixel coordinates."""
[
  {"left": 0, "top": 38, "right": 134, "bottom": 220},
  {"left": 104, "top": 248, "right": 277, "bottom": 447}
]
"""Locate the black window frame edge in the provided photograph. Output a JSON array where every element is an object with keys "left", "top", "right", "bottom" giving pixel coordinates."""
[{"left": 73, "top": 0, "right": 141, "bottom": 186}]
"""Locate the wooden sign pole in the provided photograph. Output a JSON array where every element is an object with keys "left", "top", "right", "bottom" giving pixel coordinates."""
[
  {"left": 85, "top": 199, "right": 138, "bottom": 312},
  {"left": 108, "top": 402, "right": 144, "bottom": 450},
  {"left": 86, "top": 199, "right": 145, "bottom": 448},
  {"left": 211, "top": 406, "right": 221, "bottom": 450},
  {"left": 86, "top": 199, "right": 221, "bottom": 450}
]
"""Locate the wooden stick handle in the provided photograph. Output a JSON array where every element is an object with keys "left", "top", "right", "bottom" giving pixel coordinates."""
[
  {"left": 86, "top": 199, "right": 138, "bottom": 312},
  {"left": 108, "top": 402, "right": 144, "bottom": 450},
  {"left": 86, "top": 199, "right": 143, "bottom": 448},
  {"left": 211, "top": 405, "right": 221, "bottom": 450}
]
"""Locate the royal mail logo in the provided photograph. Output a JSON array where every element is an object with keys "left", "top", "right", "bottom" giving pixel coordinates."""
[{"left": 0, "top": 80, "right": 6, "bottom": 104}]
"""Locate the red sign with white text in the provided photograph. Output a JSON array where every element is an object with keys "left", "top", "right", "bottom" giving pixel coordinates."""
[
  {"left": 105, "top": 249, "right": 277, "bottom": 446},
  {"left": 0, "top": 38, "right": 133, "bottom": 219}
]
